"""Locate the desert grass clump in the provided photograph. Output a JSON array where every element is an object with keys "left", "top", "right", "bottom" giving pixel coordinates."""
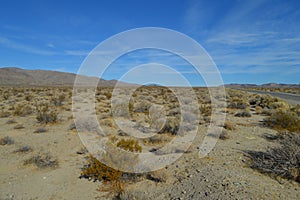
[
  {"left": 34, "top": 127, "right": 47, "bottom": 133},
  {"left": 36, "top": 104, "right": 58, "bottom": 124},
  {"left": 0, "top": 136, "right": 14, "bottom": 145},
  {"left": 14, "top": 145, "right": 32, "bottom": 153},
  {"left": 264, "top": 110, "right": 300, "bottom": 132},
  {"left": 14, "top": 124, "right": 25, "bottom": 129},
  {"left": 246, "top": 133, "right": 300, "bottom": 183},
  {"left": 24, "top": 152, "right": 58, "bottom": 168},
  {"left": 235, "top": 110, "right": 252, "bottom": 117},
  {"left": 6, "top": 119, "right": 17, "bottom": 124}
]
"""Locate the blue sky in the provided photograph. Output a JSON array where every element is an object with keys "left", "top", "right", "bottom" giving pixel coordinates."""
[{"left": 0, "top": 0, "right": 299, "bottom": 85}]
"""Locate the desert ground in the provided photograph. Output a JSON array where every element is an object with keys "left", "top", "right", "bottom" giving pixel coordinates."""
[{"left": 0, "top": 86, "right": 299, "bottom": 200}]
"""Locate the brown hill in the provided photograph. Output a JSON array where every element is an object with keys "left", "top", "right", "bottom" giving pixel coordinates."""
[{"left": 0, "top": 67, "right": 134, "bottom": 87}]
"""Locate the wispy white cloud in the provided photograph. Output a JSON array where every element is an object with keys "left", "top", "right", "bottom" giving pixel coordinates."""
[
  {"left": 64, "top": 50, "right": 89, "bottom": 56},
  {"left": 182, "top": 0, "right": 300, "bottom": 78},
  {"left": 0, "top": 36, "right": 57, "bottom": 56}
]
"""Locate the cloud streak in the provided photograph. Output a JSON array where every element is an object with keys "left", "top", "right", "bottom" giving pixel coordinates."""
[{"left": 0, "top": 36, "right": 57, "bottom": 56}]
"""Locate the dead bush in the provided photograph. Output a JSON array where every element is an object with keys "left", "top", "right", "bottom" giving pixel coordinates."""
[{"left": 246, "top": 133, "right": 300, "bottom": 183}]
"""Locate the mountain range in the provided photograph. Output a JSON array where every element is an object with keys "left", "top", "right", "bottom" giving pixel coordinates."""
[
  {"left": 0, "top": 67, "right": 299, "bottom": 88},
  {"left": 0, "top": 67, "right": 133, "bottom": 87}
]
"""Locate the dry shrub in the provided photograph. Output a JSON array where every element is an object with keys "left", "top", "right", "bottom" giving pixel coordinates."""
[
  {"left": 14, "top": 145, "right": 32, "bottom": 153},
  {"left": 81, "top": 137, "right": 142, "bottom": 181},
  {"left": 24, "top": 152, "right": 58, "bottom": 168},
  {"left": 158, "top": 116, "right": 180, "bottom": 135},
  {"left": 13, "top": 104, "right": 33, "bottom": 116},
  {"left": 36, "top": 104, "right": 58, "bottom": 124},
  {"left": 81, "top": 156, "right": 123, "bottom": 182},
  {"left": 147, "top": 169, "right": 168, "bottom": 183},
  {"left": 143, "top": 134, "right": 171, "bottom": 145},
  {"left": 228, "top": 96, "right": 249, "bottom": 110},
  {"left": 14, "top": 124, "right": 25, "bottom": 129},
  {"left": 219, "top": 130, "right": 230, "bottom": 140},
  {"left": 246, "top": 133, "right": 300, "bottom": 183},
  {"left": 118, "top": 188, "right": 145, "bottom": 200},
  {"left": 0, "top": 110, "right": 11, "bottom": 118},
  {"left": 81, "top": 138, "right": 143, "bottom": 198},
  {"left": 235, "top": 110, "right": 252, "bottom": 117},
  {"left": 6, "top": 119, "right": 17, "bottom": 124},
  {"left": 200, "top": 104, "right": 212, "bottom": 116},
  {"left": 0, "top": 136, "right": 14, "bottom": 145},
  {"left": 264, "top": 110, "right": 300, "bottom": 132},
  {"left": 255, "top": 106, "right": 263, "bottom": 114},
  {"left": 224, "top": 121, "right": 235, "bottom": 130},
  {"left": 34, "top": 127, "right": 47, "bottom": 133},
  {"left": 116, "top": 138, "right": 142, "bottom": 153}
]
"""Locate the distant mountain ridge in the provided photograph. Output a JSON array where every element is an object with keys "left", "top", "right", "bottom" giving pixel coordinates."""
[
  {"left": 225, "top": 83, "right": 300, "bottom": 88},
  {"left": 0, "top": 67, "right": 135, "bottom": 87}
]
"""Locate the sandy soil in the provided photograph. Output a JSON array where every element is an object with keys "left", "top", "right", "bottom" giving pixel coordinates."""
[{"left": 0, "top": 88, "right": 299, "bottom": 200}]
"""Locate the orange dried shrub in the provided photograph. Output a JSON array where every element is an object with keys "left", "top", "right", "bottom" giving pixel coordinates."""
[{"left": 81, "top": 156, "right": 122, "bottom": 182}]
